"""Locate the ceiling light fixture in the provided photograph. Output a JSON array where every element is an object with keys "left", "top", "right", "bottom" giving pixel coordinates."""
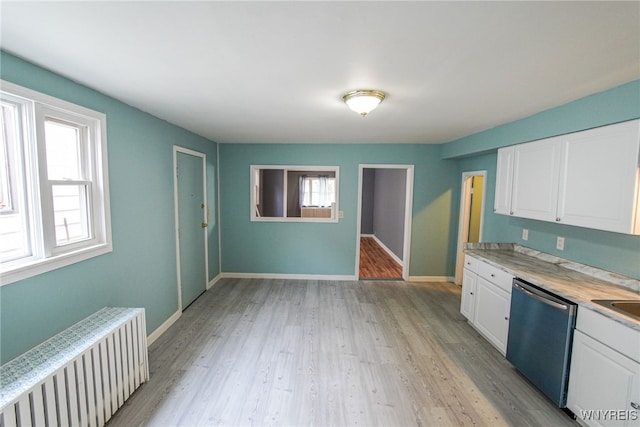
[{"left": 342, "top": 89, "right": 385, "bottom": 117}]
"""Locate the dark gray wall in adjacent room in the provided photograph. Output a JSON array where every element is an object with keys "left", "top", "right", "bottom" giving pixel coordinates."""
[
  {"left": 261, "top": 169, "right": 284, "bottom": 217},
  {"left": 361, "top": 168, "right": 375, "bottom": 234},
  {"left": 373, "top": 168, "right": 406, "bottom": 259}
]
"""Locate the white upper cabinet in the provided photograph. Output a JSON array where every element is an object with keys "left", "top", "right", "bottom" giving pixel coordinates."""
[
  {"left": 494, "top": 119, "right": 640, "bottom": 235},
  {"left": 511, "top": 136, "right": 562, "bottom": 222},
  {"left": 494, "top": 146, "right": 514, "bottom": 215},
  {"left": 557, "top": 120, "right": 640, "bottom": 234}
]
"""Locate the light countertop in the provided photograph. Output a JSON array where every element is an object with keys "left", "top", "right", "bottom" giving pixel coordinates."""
[{"left": 464, "top": 244, "right": 640, "bottom": 331}]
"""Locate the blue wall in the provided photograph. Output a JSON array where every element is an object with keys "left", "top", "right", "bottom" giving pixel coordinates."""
[
  {"left": 447, "top": 81, "right": 640, "bottom": 279},
  {"left": 0, "top": 51, "right": 220, "bottom": 363},
  {"left": 219, "top": 144, "right": 459, "bottom": 278}
]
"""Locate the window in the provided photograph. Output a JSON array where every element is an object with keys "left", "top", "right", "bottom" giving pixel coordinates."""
[
  {"left": 300, "top": 176, "right": 336, "bottom": 208},
  {"left": 251, "top": 165, "right": 339, "bottom": 222},
  {"left": 0, "top": 80, "right": 111, "bottom": 285}
]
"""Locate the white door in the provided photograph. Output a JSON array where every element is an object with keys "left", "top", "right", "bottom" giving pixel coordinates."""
[
  {"left": 454, "top": 171, "right": 486, "bottom": 285},
  {"left": 174, "top": 147, "right": 208, "bottom": 311}
]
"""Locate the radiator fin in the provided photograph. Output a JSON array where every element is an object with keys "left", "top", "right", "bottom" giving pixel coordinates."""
[{"left": 0, "top": 308, "right": 148, "bottom": 427}]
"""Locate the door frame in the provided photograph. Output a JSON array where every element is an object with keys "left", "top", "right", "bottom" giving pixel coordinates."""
[
  {"left": 454, "top": 170, "right": 486, "bottom": 285},
  {"left": 355, "top": 164, "right": 414, "bottom": 281},
  {"left": 173, "top": 146, "right": 208, "bottom": 311}
]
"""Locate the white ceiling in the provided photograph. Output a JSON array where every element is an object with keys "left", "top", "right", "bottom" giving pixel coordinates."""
[{"left": 1, "top": 1, "right": 638, "bottom": 144}]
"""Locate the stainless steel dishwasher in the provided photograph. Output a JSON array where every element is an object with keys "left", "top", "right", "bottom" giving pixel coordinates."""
[{"left": 506, "top": 278, "right": 577, "bottom": 408}]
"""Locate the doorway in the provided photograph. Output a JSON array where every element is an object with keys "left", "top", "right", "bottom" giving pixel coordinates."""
[
  {"left": 454, "top": 171, "right": 486, "bottom": 285},
  {"left": 173, "top": 146, "right": 209, "bottom": 310},
  {"left": 356, "top": 165, "right": 414, "bottom": 280}
]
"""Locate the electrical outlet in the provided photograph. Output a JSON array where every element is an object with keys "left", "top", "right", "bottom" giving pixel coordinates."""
[
  {"left": 556, "top": 236, "right": 565, "bottom": 251},
  {"left": 522, "top": 229, "right": 529, "bottom": 241}
]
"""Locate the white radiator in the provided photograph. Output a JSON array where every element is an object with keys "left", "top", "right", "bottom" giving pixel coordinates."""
[{"left": 0, "top": 307, "right": 149, "bottom": 427}]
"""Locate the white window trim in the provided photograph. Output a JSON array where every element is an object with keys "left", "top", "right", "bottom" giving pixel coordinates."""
[{"left": 0, "top": 80, "right": 112, "bottom": 286}]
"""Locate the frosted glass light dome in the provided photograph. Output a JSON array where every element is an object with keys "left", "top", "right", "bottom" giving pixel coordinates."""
[{"left": 342, "top": 90, "right": 385, "bottom": 117}]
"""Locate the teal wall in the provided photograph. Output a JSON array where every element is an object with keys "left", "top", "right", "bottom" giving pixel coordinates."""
[
  {"left": 0, "top": 51, "right": 220, "bottom": 363},
  {"left": 2, "top": 50, "right": 638, "bottom": 365},
  {"left": 219, "top": 144, "right": 459, "bottom": 277},
  {"left": 447, "top": 80, "right": 640, "bottom": 279},
  {"left": 442, "top": 80, "right": 640, "bottom": 159}
]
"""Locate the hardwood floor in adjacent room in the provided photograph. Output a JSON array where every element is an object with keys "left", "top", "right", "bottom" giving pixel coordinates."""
[
  {"left": 359, "top": 236, "right": 403, "bottom": 279},
  {"left": 107, "top": 278, "right": 576, "bottom": 427}
]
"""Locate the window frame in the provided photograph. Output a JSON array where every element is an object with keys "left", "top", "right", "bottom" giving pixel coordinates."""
[
  {"left": 250, "top": 165, "right": 340, "bottom": 223},
  {"left": 0, "top": 80, "right": 112, "bottom": 286}
]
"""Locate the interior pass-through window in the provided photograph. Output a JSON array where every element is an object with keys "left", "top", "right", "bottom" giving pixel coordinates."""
[{"left": 250, "top": 165, "right": 339, "bottom": 222}]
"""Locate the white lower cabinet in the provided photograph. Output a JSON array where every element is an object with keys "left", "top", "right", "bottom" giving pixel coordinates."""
[
  {"left": 460, "top": 255, "right": 479, "bottom": 321},
  {"left": 460, "top": 268, "right": 476, "bottom": 320},
  {"left": 473, "top": 276, "right": 511, "bottom": 354},
  {"left": 460, "top": 255, "right": 513, "bottom": 355},
  {"left": 567, "top": 309, "right": 640, "bottom": 426}
]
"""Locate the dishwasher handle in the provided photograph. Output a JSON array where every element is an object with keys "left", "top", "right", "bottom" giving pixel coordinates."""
[{"left": 513, "top": 281, "right": 573, "bottom": 313}]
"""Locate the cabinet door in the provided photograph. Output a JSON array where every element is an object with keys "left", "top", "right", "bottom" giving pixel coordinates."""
[
  {"left": 567, "top": 330, "right": 640, "bottom": 426},
  {"left": 557, "top": 120, "right": 640, "bottom": 234},
  {"left": 511, "top": 137, "right": 563, "bottom": 221},
  {"left": 473, "top": 277, "right": 511, "bottom": 354},
  {"left": 460, "top": 269, "right": 476, "bottom": 320},
  {"left": 494, "top": 146, "right": 514, "bottom": 215}
]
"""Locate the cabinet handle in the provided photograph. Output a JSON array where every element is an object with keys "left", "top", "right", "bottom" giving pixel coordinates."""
[
  {"left": 510, "top": 211, "right": 514, "bottom": 215},
  {"left": 491, "top": 274, "right": 495, "bottom": 278},
  {"left": 556, "top": 217, "right": 561, "bottom": 222},
  {"left": 504, "top": 316, "right": 509, "bottom": 320},
  {"left": 631, "top": 402, "right": 640, "bottom": 410},
  {"left": 470, "top": 292, "right": 474, "bottom": 295}
]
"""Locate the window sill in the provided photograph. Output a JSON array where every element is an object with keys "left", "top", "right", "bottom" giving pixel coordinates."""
[
  {"left": 0, "top": 242, "right": 112, "bottom": 286},
  {"left": 251, "top": 216, "right": 339, "bottom": 223}
]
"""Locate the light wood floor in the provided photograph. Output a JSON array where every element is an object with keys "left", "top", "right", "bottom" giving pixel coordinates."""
[
  {"left": 359, "top": 237, "right": 403, "bottom": 279},
  {"left": 107, "top": 278, "right": 576, "bottom": 427}
]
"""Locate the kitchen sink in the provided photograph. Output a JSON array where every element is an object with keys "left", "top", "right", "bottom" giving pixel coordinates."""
[{"left": 591, "top": 299, "right": 640, "bottom": 321}]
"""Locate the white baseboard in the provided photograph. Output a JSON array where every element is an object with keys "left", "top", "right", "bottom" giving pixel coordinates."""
[
  {"left": 370, "top": 235, "right": 404, "bottom": 267},
  {"left": 147, "top": 309, "right": 181, "bottom": 347},
  {"left": 207, "top": 273, "right": 222, "bottom": 289},
  {"left": 146, "top": 273, "right": 223, "bottom": 347},
  {"left": 220, "top": 272, "right": 358, "bottom": 281},
  {"left": 407, "top": 276, "right": 455, "bottom": 283},
  {"left": 361, "top": 233, "right": 404, "bottom": 267},
  {"left": 147, "top": 273, "right": 452, "bottom": 346},
  {"left": 220, "top": 272, "right": 455, "bottom": 283}
]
